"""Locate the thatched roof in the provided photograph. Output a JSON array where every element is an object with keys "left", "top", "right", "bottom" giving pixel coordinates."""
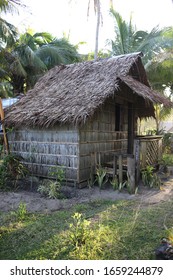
[{"left": 4, "top": 52, "right": 172, "bottom": 128}]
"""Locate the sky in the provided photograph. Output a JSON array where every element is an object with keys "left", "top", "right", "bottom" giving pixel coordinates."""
[{"left": 3, "top": 0, "right": 173, "bottom": 53}]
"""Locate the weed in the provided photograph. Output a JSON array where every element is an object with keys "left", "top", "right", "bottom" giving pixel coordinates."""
[
  {"left": 12, "top": 202, "right": 28, "bottom": 221},
  {"left": 37, "top": 165, "right": 66, "bottom": 199},
  {"left": 167, "top": 227, "right": 173, "bottom": 244},
  {"left": 49, "top": 166, "right": 65, "bottom": 185},
  {"left": 110, "top": 176, "right": 119, "bottom": 190},
  {"left": 38, "top": 181, "right": 65, "bottom": 199},
  {"left": 141, "top": 165, "right": 161, "bottom": 188},
  {"left": 95, "top": 166, "right": 108, "bottom": 189},
  {"left": 118, "top": 181, "right": 127, "bottom": 192},
  {"left": 69, "top": 213, "right": 91, "bottom": 247},
  {"left": 160, "top": 153, "right": 173, "bottom": 173}
]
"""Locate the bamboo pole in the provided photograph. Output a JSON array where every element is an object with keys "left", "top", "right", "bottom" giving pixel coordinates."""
[{"left": 0, "top": 98, "right": 9, "bottom": 154}]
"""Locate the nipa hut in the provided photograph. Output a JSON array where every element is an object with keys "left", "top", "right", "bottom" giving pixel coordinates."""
[{"left": 4, "top": 52, "right": 172, "bottom": 187}]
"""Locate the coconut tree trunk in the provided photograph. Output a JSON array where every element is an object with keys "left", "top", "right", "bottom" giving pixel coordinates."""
[{"left": 94, "top": 0, "right": 101, "bottom": 60}]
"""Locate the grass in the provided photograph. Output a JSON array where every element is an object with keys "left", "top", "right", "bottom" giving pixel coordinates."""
[{"left": 0, "top": 198, "right": 172, "bottom": 260}]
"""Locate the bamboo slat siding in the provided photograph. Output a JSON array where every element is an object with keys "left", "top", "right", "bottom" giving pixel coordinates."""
[
  {"left": 78, "top": 98, "right": 128, "bottom": 183},
  {"left": 8, "top": 126, "right": 79, "bottom": 182}
]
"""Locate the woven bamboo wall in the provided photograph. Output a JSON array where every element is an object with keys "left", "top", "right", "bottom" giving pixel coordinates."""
[
  {"left": 78, "top": 96, "right": 129, "bottom": 184},
  {"left": 8, "top": 125, "right": 79, "bottom": 183}
]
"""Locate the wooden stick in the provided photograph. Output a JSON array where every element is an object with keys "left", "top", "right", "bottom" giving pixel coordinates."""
[{"left": 0, "top": 98, "right": 9, "bottom": 154}]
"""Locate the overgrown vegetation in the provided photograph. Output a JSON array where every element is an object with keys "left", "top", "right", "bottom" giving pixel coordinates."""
[
  {"left": 0, "top": 199, "right": 172, "bottom": 260},
  {"left": 141, "top": 165, "right": 161, "bottom": 188},
  {"left": 0, "top": 153, "right": 28, "bottom": 190}
]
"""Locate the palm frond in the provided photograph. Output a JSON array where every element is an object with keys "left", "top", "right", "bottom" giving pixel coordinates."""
[
  {"left": 0, "top": 17, "right": 18, "bottom": 47},
  {"left": 0, "top": 0, "right": 26, "bottom": 14},
  {"left": 14, "top": 45, "right": 47, "bottom": 72}
]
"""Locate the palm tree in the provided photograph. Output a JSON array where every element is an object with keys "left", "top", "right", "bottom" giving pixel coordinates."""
[
  {"left": 108, "top": 9, "right": 173, "bottom": 66},
  {"left": 0, "top": 0, "right": 23, "bottom": 47},
  {"left": 70, "top": 0, "right": 113, "bottom": 59},
  {"left": 0, "top": 0, "right": 25, "bottom": 13},
  {"left": 108, "top": 9, "right": 173, "bottom": 133},
  {"left": 0, "top": 17, "right": 18, "bottom": 47},
  {"left": 0, "top": 31, "right": 80, "bottom": 95}
]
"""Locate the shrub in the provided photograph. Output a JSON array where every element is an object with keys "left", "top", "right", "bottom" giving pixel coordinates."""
[
  {"left": 0, "top": 153, "right": 28, "bottom": 190},
  {"left": 141, "top": 165, "right": 161, "bottom": 188}
]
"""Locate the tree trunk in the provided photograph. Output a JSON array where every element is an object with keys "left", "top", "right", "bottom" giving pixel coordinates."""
[{"left": 94, "top": 0, "right": 101, "bottom": 60}]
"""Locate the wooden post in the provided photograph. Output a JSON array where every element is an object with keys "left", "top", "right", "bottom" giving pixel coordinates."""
[
  {"left": 118, "top": 154, "right": 123, "bottom": 185},
  {"left": 158, "top": 137, "right": 163, "bottom": 163},
  {"left": 98, "top": 152, "right": 101, "bottom": 166},
  {"left": 134, "top": 139, "right": 140, "bottom": 183},
  {"left": 140, "top": 140, "right": 147, "bottom": 169},
  {"left": 0, "top": 98, "right": 9, "bottom": 154},
  {"left": 127, "top": 157, "right": 136, "bottom": 193},
  {"left": 113, "top": 154, "right": 117, "bottom": 177}
]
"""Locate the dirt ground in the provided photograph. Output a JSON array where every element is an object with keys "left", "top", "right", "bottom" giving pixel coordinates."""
[{"left": 0, "top": 176, "right": 173, "bottom": 213}]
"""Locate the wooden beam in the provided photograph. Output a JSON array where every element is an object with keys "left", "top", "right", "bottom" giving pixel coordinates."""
[
  {"left": 118, "top": 154, "right": 123, "bottom": 185},
  {"left": 127, "top": 157, "right": 136, "bottom": 193},
  {"left": 0, "top": 98, "right": 9, "bottom": 154}
]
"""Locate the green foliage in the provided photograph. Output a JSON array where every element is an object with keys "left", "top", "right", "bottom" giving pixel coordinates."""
[
  {"left": 0, "top": 153, "right": 28, "bottom": 190},
  {"left": 12, "top": 202, "right": 28, "bottom": 221},
  {"left": 166, "top": 227, "right": 173, "bottom": 245},
  {"left": 160, "top": 153, "right": 173, "bottom": 173},
  {"left": 0, "top": 31, "right": 81, "bottom": 96},
  {"left": 108, "top": 9, "right": 173, "bottom": 66},
  {"left": 161, "top": 153, "right": 173, "bottom": 167},
  {"left": 38, "top": 181, "right": 64, "bottom": 199},
  {"left": 95, "top": 166, "right": 108, "bottom": 189},
  {"left": 37, "top": 166, "right": 65, "bottom": 199},
  {"left": 69, "top": 213, "right": 91, "bottom": 248},
  {"left": 54, "top": 212, "right": 116, "bottom": 260},
  {"left": 141, "top": 165, "right": 161, "bottom": 188},
  {"left": 162, "top": 133, "right": 173, "bottom": 153},
  {"left": 49, "top": 166, "right": 65, "bottom": 186},
  {"left": 110, "top": 176, "right": 131, "bottom": 193},
  {"left": 0, "top": 199, "right": 173, "bottom": 260},
  {"left": 110, "top": 175, "right": 119, "bottom": 190}
]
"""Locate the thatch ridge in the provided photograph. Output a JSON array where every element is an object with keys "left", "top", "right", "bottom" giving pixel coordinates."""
[{"left": 4, "top": 52, "right": 172, "bottom": 128}]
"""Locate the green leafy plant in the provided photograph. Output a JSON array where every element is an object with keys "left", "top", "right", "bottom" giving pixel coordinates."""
[
  {"left": 160, "top": 153, "right": 173, "bottom": 173},
  {"left": 118, "top": 181, "right": 127, "bottom": 192},
  {"left": 14, "top": 202, "right": 28, "bottom": 221},
  {"left": 0, "top": 153, "right": 28, "bottom": 190},
  {"left": 38, "top": 180, "right": 65, "bottom": 199},
  {"left": 37, "top": 165, "right": 66, "bottom": 199},
  {"left": 110, "top": 175, "right": 119, "bottom": 190},
  {"left": 95, "top": 166, "right": 108, "bottom": 189},
  {"left": 49, "top": 166, "right": 65, "bottom": 186},
  {"left": 69, "top": 213, "right": 91, "bottom": 248},
  {"left": 110, "top": 175, "right": 132, "bottom": 193},
  {"left": 166, "top": 227, "right": 173, "bottom": 245},
  {"left": 162, "top": 133, "right": 173, "bottom": 153},
  {"left": 141, "top": 165, "right": 161, "bottom": 188},
  {"left": 56, "top": 212, "right": 116, "bottom": 260}
]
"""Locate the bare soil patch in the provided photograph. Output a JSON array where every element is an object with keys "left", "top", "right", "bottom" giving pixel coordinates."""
[{"left": 0, "top": 176, "right": 173, "bottom": 213}]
